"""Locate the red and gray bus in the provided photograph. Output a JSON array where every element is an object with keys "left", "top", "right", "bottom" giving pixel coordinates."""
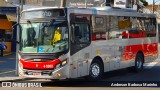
[{"left": 17, "top": 7, "right": 158, "bottom": 80}]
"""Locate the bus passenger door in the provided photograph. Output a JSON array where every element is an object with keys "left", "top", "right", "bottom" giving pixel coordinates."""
[{"left": 70, "top": 23, "right": 91, "bottom": 78}]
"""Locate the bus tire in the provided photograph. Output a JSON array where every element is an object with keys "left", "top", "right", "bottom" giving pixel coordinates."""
[
  {"left": 134, "top": 53, "right": 144, "bottom": 72},
  {"left": 87, "top": 59, "right": 103, "bottom": 81}
]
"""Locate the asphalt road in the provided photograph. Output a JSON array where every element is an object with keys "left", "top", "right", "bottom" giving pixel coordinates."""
[{"left": 0, "top": 54, "right": 16, "bottom": 77}]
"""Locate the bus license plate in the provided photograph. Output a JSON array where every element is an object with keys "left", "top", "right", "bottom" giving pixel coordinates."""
[{"left": 33, "top": 72, "right": 41, "bottom": 76}]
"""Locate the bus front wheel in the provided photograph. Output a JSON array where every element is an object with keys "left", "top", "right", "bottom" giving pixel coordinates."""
[{"left": 87, "top": 59, "right": 103, "bottom": 81}]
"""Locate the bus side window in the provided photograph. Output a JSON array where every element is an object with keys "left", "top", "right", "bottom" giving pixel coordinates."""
[
  {"left": 71, "top": 24, "right": 75, "bottom": 44},
  {"left": 71, "top": 24, "right": 80, "bottom": 44},
  {"left": 71, "top": 24, "right": 90, "bottom": 44}
]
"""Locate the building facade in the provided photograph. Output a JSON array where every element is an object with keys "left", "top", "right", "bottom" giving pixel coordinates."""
[{"left": 0, "top": 0, "right": 17, "bottom": 54}]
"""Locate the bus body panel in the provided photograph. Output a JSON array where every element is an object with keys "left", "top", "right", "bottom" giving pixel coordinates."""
[{"left": 70, "top": 45, "right": 92, "bottom": 78}]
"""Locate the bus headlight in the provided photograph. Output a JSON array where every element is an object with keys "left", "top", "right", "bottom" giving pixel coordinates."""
[
  {"left": 61, "top": 60, "right": 67, "bottom": 66},
  {"left": 55, "top": 59, "right": 68, "bottom": 69}
]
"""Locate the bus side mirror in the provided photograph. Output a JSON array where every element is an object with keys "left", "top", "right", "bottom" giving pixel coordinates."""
[{"left": 12, "top": 23, "right": 20, "bottom": 44}]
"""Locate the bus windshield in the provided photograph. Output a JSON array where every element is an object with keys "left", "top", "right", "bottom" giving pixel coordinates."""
[{"left": 19, "top": 21, "right": 69, "bottom": 53}]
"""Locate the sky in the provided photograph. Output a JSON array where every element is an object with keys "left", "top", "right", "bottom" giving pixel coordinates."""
[
  {"left": 146, "top": 0, "right": 160, "bottom": 4},
  {"left": 146, "top": 0, "right": 152, "bottom": 4}
]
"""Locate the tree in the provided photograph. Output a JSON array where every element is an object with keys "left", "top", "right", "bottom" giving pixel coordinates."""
[{"left": 140, "top": 0, "right": 148, "bottom": 6}]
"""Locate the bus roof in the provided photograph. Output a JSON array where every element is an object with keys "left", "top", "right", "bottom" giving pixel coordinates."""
[{"left": 22, "top": 6, "right": 156, "bottom": 18}]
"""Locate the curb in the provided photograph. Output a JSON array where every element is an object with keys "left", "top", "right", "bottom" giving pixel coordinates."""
[{"left": 0, "top": 77, "right": 23, "bottom": 82}]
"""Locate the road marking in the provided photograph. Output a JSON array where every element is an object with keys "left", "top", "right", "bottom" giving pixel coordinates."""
[
  {"left": 8, "top": 58, "right": 16, "bottom": 60},
  {"left": 0, "top": 70, "right": 16, "bottom": 75},
  {"left": 144, "top": 62, "right": 158, "bottom": 69},
  {"left": 3, "top": 53, "right": 12, "bottom": 56},
  {"left": 0, "top": 61, "right": 5, "bottom": 63}
]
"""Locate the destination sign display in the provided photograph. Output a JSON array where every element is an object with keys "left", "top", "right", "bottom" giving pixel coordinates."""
[{"left": 22, "top": 9, "right": 65, "bottom": 19}]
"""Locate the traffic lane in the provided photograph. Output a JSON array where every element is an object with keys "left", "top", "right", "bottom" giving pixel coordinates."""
[
  {"left": 105, "top": 61, "right": 160, "bottom": 81},
  {"left": 105, "top": 66, "right": 160, "bottom": 81},
  {"left": 0, "top": 54, "right": 16, "bottom": 77},
  {"left": 0, "top": 59, "right": 16, "bottom": 72},
  {"left": 0, "top": 70, "right": 16, "bottom": 77},
  {"left": 33, "top": 60, "right": 160, "bottom": 87}
]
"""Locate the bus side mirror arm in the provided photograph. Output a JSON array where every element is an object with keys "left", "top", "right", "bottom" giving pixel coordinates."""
[
  {"left": 12, "top": 23, "right": 19, "bottom": 30},
  {"left": 12, "top": 23, "right": 21, "bottom": 44},
  {"left": 15, "top": 41, "right": 20, "bottom": 44},
  {"left": 10, "top": 40, "right": 20, "bottom": 44}
]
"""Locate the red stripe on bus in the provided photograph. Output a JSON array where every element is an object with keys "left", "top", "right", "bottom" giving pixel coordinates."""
[
  {"left": 122, "top": 43, "right": 158, "bottom": 61},
  {"left": 20, "top": 59, "right": 61, "bottom": 70}
]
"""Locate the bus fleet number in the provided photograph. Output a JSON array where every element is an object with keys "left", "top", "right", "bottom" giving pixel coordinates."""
[{"left": 43, "top": 64, "right": 53, "bottom": 68}]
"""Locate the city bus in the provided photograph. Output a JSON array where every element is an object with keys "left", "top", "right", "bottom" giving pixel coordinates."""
[{"left": 17, "top": 6, "right": 158, "bottom": 80}]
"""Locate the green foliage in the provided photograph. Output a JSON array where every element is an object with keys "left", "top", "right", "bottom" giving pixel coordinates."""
[{"left": 140, "top": 0, "right": 148, "bottom": 6}]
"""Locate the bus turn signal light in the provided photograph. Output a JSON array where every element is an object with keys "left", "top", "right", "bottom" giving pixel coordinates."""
[{"left": 57, "top": 73, "right": 61, "bottom": 77}]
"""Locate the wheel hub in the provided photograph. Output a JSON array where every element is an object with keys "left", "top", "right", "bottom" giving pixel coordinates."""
[{"left": 91, "top": 64, "right": 100, "bottom": 77}]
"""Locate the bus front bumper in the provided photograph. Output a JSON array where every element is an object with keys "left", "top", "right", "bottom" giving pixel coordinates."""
[{"left": 20, "top": 66, "right": 69, "bottom": 79}]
